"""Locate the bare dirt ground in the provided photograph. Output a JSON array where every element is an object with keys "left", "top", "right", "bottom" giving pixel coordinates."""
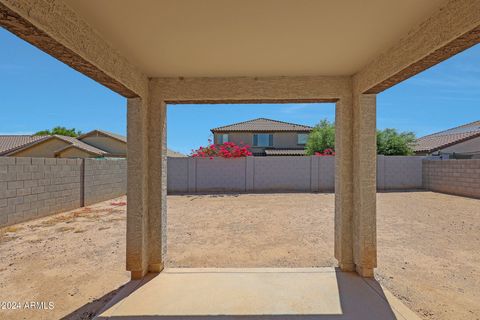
[{"left": 0, "top": 192, "right": 478, "bottom": 320}]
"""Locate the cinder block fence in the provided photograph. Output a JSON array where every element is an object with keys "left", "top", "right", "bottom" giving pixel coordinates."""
[
  {"left": 3, "top": 156, "right": 478, "bottom": 228},
  {"left": 0, "top": 157, "right": 126, "bottom": 227},
  {"left": 423, "top": 159, "right": 480, "bottom": 199},
  {"left": 167, "top": 156, "right": 425, "bottom": 194}
]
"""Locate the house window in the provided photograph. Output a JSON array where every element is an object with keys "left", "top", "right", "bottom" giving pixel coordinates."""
[
  {"left": 297, "top": 133, "right": 308, "bottom": 145},
  {"left": 253, "top": 134, "right": 273, "bottom": 147},
  {"left": 217, "top": 134, "right": 229, "bottom": 144}
]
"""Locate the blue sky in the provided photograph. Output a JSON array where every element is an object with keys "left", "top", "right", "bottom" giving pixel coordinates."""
[{"left": 1, "top": 27, "right": 479, "bottom": 154}]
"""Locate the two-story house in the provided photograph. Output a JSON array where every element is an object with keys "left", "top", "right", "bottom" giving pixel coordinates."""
[{"left": 211, "top": 118, "right": 313, "bottom": 156}]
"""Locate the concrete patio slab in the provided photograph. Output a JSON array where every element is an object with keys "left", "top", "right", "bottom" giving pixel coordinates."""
[{"left": 97, "top": 268, "right": 420, "bottom": 320}]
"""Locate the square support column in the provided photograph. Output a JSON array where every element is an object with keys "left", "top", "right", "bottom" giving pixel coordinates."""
[
  {"left": 334, "top": 94, "right": 354, "bottom": 272},
  {"left": 126, "top": 95, "right": 166, "bottom": 279},
  {"left": 147, "top": 91, "right": 168, "bottom": 274},
  {"left": 126, "top": 97, "right": 150, "bottom": 279},
  {"left": 352, "top": 93, "right": 377, "bottom": 277},
  {"left": 335, "top": 91, "right": 377, "bottom": 277}
]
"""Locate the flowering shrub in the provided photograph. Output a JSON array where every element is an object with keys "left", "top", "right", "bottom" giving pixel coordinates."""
[
  {"left": 314, "top": 148, "right": 335, "bottom": 156},
  {"left": 191, "top": 140, "right": 252, "bottom": 159}
]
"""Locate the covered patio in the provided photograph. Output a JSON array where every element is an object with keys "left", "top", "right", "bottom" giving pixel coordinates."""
[{"left": 1, "top": 0, "right": 479, "bottom": 318}]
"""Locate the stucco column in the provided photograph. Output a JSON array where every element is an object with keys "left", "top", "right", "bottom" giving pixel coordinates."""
[
  {"left": 126, "top": 97, "right": 150, "bottom": 279},
  {"left": 126, "top": 93, "right": 167, "bottom": 279},
  {"left": 334, "top": 94, "right": 354, "bottom": 272},
  {"left": 147, "top": 88, "right": 167, "bottom": 274},
  {"left": 352, "top": 93, "right": 377, "bottom": 277}
]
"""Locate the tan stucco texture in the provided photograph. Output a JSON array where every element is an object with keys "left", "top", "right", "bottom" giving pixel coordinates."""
[
  {"left": 11, "top": 138, "right": 69, "bottom": 158},
  {"left": 80, "top": 136, "right": 126, "bottom": 156}
]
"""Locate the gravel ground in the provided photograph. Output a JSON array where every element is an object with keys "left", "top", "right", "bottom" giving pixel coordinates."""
[{"left": 0, "top": 192, "right": 478, "bottom": 320}]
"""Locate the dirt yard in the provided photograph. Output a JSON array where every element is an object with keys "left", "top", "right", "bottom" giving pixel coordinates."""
[{"left": 0, "top": 192, "right": 479, "bottom": 320}]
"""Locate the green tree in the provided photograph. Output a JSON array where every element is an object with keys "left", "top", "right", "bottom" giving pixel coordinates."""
[
  {"left": 305, "top": 119, "right": 335, "bottom": 155},
  {"left": 34, "top": 126, "right": 82, "bottom": 137},
  {"left": 305, "top": 121, "right": 416, "bottom": 156},
  {"left": 376, "top": 128, "right": 416, "bottom": 155}
]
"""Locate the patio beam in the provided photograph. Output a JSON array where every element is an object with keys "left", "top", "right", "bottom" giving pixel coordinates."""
[
  {"left": 152, "top": 76, "right": 350, "bottom": 103},
  {"left": 354, "top": 0, "right": 480, "bottom": 94},
  {"left": 0, "top": 0, "right": 148, "bottom": 98}
]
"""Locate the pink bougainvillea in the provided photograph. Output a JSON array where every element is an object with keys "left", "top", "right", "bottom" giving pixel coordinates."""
[
  {"left": 191, "top": 140, "right": 252, "bottom": 159},
  {"left": 314, "top": 148, "right": 335, "bottom": 156}
]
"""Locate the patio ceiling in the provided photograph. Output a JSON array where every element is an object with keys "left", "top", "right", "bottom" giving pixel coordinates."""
[{"left": 63, "top": 0, "right": 449, "bottom": 78}]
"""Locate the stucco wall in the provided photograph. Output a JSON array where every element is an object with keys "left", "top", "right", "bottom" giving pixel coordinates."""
[
  {"left": 12, "top": 138, "right": 69, "bottom": 158},
  {"left": 0, "top": 157, "right": 127, "bottom": 227},
  {"left": 57, "top": 147, "right": 96, "bottom": 158},
  {"left": 80, "top": 136, "right": 126, "bottom": 155},
  {"left": 439, "top": 136, "right": 480, "bottom": 155},
  {"left": 423, "top": 159, "right": 480, "bottom": 199},
  {"left": 214, "top": 132, "right": 305, "bottom": 149}
]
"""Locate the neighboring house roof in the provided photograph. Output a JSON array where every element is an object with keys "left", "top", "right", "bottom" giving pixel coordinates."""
[
  {"left": 0, "top": 131, "right": 186, "bottom": 158},
  {"left": 413, "top": 120, "right": 480, "bottom": 153},
  {"left": 78, "top": 129, "right": 127, "bottom": 143},
  {"left": 0, "top": 135, "right": 49, "bottom": 155},
  {"left": 4, "top": 135, "right": 108, "bottom": 157},
  {"left": 211, "top": 118, "right": 313, "bottom": 133},
  {"left": 264, "top": 149, "right": 307, "bottom": 156},
  {"left": 78, "top": 130, "right": 185, "bottom": 157},
  {"left": 53, "top": 136, "right": 108, "bottom": 156},
  {"left": 167, "top": 149, "right": 186, "bottom": 157}
]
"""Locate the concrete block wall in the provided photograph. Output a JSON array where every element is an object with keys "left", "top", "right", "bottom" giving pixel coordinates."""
[
  {"left": 423, "top": 159, "right": 480, "bottom": 199},
  {"left": 0, "top": 157, "right": 82, "bottom": 227},
  {"left": 167, "top": 156, "right": 424, "bottom": 194},
  {"left": 1, "top": 157, "right": 127, "bottom": 227},
  {"left": 253, "top": 157, "right": 312, "bottom": 192},
  {"left": 377, "top": 156, "right": 424, "bottom": 190},
  {"left": 84, "top": 159, "right": 127, "bottom": 205}
]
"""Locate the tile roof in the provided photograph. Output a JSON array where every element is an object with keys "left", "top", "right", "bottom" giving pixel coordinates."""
[
  {"left": 0, "top": 134, "right": 109, "bottom": 156},
  {"left": 78, "top": 129, "right": 126, "bottom": 142},
  {"left": 264, "top": 149, "right": 307, "bottom": 156},
  {"left": 0, "top": 131, "right": 186, "bottom": 158},
  {"left": 413, "top": 120, "right": 480, "bottom": 153},
  {"left": 0, "top": 135, "right": 49, "bottom": 155},
  {"left": 211, "top": 118, "right": 313, "bottom": 132},
  {"left": 53, "top": 135, "right": 108, "bottom": 155}
]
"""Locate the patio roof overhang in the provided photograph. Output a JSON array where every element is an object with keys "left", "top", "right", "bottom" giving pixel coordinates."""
[
  {"left": 2, "top": 0, "right": 479, "bottom": 98},
  {"left": 1, "top": 0, "right": 479, "bottom": 283},
  {"left": 63, "top": 0, "right": 451, "bottom": 80}
]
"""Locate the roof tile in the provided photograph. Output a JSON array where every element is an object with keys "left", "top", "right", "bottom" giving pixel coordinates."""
[
  {"left": 211, "top": 118, "right": 313, "bottom": 132},
  {"left": 414, "top": 120, "right": 480, "bottom": 153}
]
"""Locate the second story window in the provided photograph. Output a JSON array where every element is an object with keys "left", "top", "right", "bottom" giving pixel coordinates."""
[
  {"left": 218, "top": 134, "right": 229, "bottom": 144},
  {"left": 297, "top": 133, "right": 308, "bottom": 145},
  {"left": 253, "top": 134, "right": 273, "bottom": 147}
]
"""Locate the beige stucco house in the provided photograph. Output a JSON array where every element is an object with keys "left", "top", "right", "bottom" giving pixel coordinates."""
[
  {"left": 414, "top": 120, "right": 480, "bottom": 158},
  {"left": 211, "top": 118, "right": 312, "bottom": 156},
  {"left": 0, "top": 129, "right": 185, "bottom": 158},
  {"left": 0, "top": 132, "right": 113, "bottom": 158}
]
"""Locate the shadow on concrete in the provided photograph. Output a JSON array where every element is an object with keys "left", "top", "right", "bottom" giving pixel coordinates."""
[
  {"left": 61, "top": 273, "right": 160, "bottom": 320},
  {"left": 65, "top": 268, "right": 417, "bottom": 320}
]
